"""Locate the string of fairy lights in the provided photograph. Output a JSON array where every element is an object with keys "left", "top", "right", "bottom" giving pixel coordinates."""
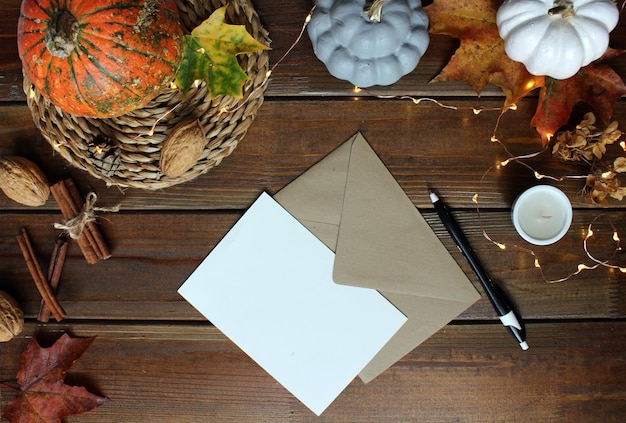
[
  {"left": 34, "top": 5, "right": 624, "bottom": 281},
  {"left": 475, "top": 111, "right": 626, "bottom": 281},
  {"left": 198, "top": 5, "right": 626, "bottom": 281}
]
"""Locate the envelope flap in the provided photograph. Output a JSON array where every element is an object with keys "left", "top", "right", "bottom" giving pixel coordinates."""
[
  {"left": 333, "top": 135, "right": 480, "bottom": 303},
  {"left": 274, "top": 134, "right": 357, "bottom": 250}
]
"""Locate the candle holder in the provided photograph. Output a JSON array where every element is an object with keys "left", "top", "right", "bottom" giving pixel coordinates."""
[{"left": 512, "top": 185, "right": 573, "bottom": 246}]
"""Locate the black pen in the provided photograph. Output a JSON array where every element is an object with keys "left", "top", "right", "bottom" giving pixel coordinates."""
[{"left": 429, "top": 190, "right": 528, "bottom": 351}]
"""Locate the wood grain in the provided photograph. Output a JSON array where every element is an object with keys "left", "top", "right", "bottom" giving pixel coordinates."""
[
  {"left": 1, "top": 321, "right": 625, "bottom": 423},
  {"left": 1, "top": 0, "right": 625, "bottom": 421}
]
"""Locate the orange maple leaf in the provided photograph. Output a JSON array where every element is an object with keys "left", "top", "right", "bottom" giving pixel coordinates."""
[{"left": 426, "top": 0, "right": 543, "bottom": 108}]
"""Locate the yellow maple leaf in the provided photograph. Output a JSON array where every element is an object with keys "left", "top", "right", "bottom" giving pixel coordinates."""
[{"left": 175, "top": 7, "right": 270, "bottom": 97}]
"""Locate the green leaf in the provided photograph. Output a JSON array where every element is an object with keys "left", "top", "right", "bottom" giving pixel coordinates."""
[{"left": 175, "top": 6, "right": 270, "bottom": 98}]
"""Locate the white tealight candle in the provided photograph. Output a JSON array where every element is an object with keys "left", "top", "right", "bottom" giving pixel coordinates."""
[{"left": 512, "top": 185, "right": 572, "bottom": 245}]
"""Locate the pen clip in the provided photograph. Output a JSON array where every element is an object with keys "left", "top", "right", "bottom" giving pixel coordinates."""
[{"left": 493, "top": 283, "right": 526, "bottom": 336}]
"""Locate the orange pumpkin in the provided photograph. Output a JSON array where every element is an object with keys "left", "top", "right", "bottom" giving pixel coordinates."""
[{"left": 17, "top": 0, "right": 184, "bottom": 118}]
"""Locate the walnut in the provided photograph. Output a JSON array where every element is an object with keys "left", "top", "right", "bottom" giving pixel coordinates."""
[
  {"left": 0, "top": 291, "right": 24, "bottom": 342},
  {"left": 159, "top": 118, "right": 207, "bottom": 178},
  {"left": 0, "top": 156, "right": 50, "bottom": 206}
]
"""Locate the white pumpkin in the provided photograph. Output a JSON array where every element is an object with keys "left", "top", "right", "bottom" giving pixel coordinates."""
[
  {"left": 307, "top": 0, "right": 429, "bottom": 87},
  {"left": 496, "top": 0, "right": 619, "bottom": 80}
]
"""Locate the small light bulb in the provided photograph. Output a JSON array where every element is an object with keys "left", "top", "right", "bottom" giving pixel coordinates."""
[
  {"left": 472, "top": 194, "right": 479, "bottom": 204},
  {"left": 534, "top": 258, "right": 540, "bottom": 268},
  {"left": 509, "top": 103, "right": 518, "bottom": 111},
  {"left": 495, "top": 242, "right": 506, "bottom": 250},
  {"left": 613, "top": 232, "right": 620, "bottom": 242},
  {"left": 587, "top": 228, "right": 594, "bottom": 238}
]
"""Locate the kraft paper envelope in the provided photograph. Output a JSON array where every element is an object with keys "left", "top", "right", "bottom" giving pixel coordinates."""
[{"left": 274, "top": 132, "right": 480, "bottom": 383}]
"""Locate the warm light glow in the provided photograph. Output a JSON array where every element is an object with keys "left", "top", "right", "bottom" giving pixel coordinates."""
[
  {"left": 613, "top": 232, "right": 620, "bottom": 242},
  {"left": 305, "top": 12, "right": 312, "bottom": 23},
  {"left": 524, "top": 80, "right": 536, "bottom": 91},
  {"left": 490, "top": 136, "right": 499, "bottom": 143},
  {"left": 220, "top": 107, "right": 229, "bottom": 114},
  {"left": 473, "top": 108, "right": 481, "bottom": 115},
  {"left": 495, "top": 242, "right": 506, "bottom": 250},
  {"left": 534, "top": 171, "right": 544, "bottom": 179},
  {"left": 353, "top": 86, "right": 362, "bottom": 93},
  {"left": 577, "top": 263, "right": 591, "bottom": 271},
  {"left": 620, "top": 141, "right": 625, "bottom": 151},
  {"left": 587, "top": 228, "right": 594, "bottom": 238},
  {"left": 472, "top": 193, "right": 479, "bottom": 204},
  {"left": 620, "top": 267, "right": 626, "bottom": 273},
  {"left": 193, "top": 79, "right": 201, "bottom": 88},
  {"left": 601, "top": 171, "right": 614, "bottom": 179},
  {"left": 29, "top": 86, "right": 36, "bottom": 100},
  {"left": 534, "top": 258, "right": 540, "bottom": 268},
  {"left": 508, "top": 103, "right": 518, "bottom": 111},
  {"left": 545, "top": 133, "right": 553, "bottom": 141},
  {"left": 500, "top": 159, "right": 510, "bottom": 167},
  {"left": 170, "top": 81, "right": 177, "bottom": 89},
  {"left": 265, "top": 70, "right": 272, "bottom": 78}
]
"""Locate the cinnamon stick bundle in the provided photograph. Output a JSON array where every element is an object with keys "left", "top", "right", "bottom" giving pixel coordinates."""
[{"left": 50, "top": 178, "right": 111, "bottom": 264}]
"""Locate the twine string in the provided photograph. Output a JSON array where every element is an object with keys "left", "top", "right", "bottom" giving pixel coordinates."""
[{"left": 54, "top": 192, "right": 119, "bottom": 240}]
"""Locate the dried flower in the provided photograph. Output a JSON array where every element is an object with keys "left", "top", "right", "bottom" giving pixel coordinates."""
[
  {"left": 552, "top": 112, "right": 622, "bottom": 162},
  {"left": 554, "top": 113, "right": 626, "bottom": 206}
]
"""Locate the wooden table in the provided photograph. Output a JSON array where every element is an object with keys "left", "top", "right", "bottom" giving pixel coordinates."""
[{"left": 1, "top": 1, "right": 625, "bottom": 421}]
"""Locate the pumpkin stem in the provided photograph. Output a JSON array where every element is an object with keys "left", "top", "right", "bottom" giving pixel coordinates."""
[
  {"left": 548, "top": 0, "right": 575, "bottom": 18},
  {"left": 45, "top": 10, "right": 78, "bottom": 58},
  {"left": 364, "top": 0, "right": 389, "bottom": 22}
]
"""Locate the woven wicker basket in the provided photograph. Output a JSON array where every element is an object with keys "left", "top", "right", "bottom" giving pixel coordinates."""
[{"left": 24, "top": 0, "right": 270, "bottom": 190}]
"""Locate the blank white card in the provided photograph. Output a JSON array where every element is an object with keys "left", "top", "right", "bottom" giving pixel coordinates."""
[{"left": 178, "top": 192, "right": 406, "bottom": 415}]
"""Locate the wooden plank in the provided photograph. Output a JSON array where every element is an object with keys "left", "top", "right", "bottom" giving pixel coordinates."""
[
  {"left": 2, "top": 0, "right": 625, "bottom": 101},
  {"left": 1, "top": 210, "right": 624, "bottom": 321},
  {"left": 1, "top": 321, "right": 625, "bottom": 422},
  {"left": 1, "top": 99, "right": 625, "bottom": 210}
]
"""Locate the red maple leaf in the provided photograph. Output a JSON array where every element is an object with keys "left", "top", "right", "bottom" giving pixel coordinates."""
[
  {"left": 532, "top": 61, "right": 626, "bottom": 143},
  {"left": 2, "top": 334, "right": 109, "bottom": 423}
]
